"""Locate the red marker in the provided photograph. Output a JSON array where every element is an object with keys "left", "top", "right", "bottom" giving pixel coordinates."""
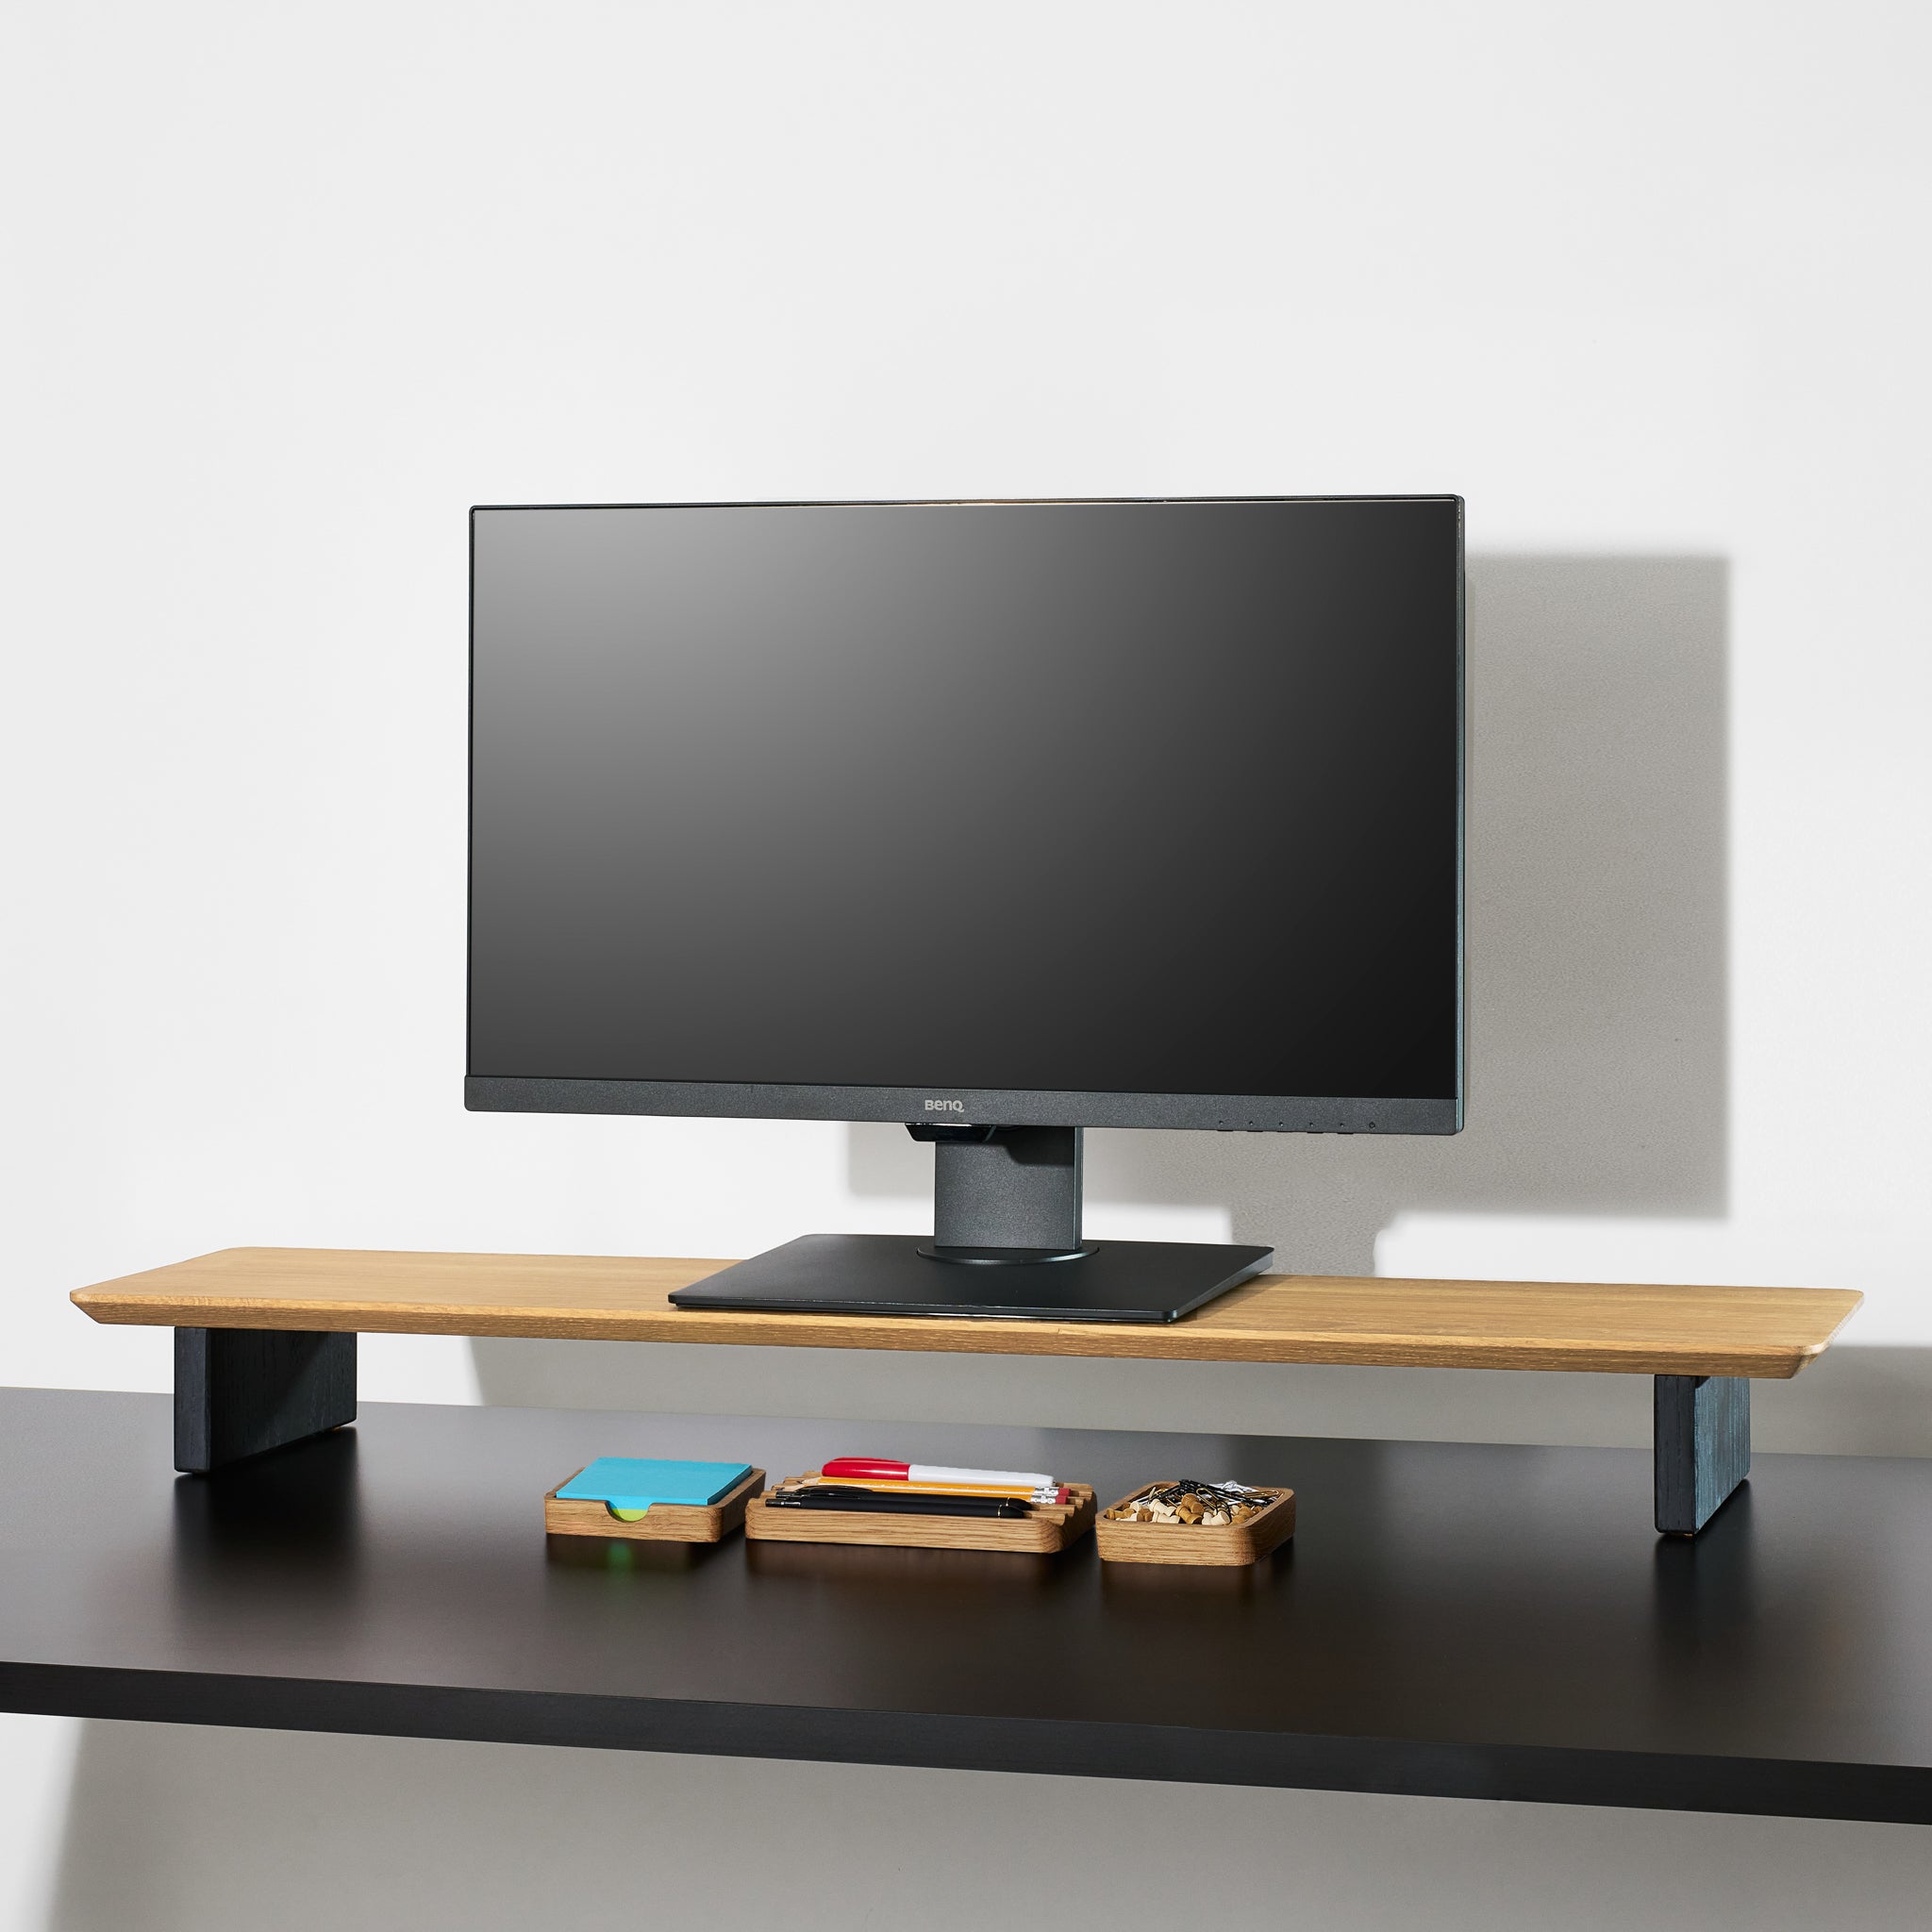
[
  {"left": 821, "top": 1458, "right": 1068, "bottom": 1505},
  {"left": 824, "top": 1458, "right": 1053, "bottom": 1488}
]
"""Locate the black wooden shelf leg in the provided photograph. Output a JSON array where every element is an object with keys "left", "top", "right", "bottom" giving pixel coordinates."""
[
  {"left": 175, "top": 1328, "right": 358, "bottom": 1474},
  {"left": 1654, "top": 1374, "right": 1750, "bottom": 1535}
]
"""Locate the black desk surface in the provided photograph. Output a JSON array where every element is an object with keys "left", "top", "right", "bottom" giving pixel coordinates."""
[{"left": 4, "top": 1388, "right": 1929, "bottom": 1823}]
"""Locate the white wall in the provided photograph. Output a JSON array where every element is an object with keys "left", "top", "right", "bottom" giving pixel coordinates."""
[{"left": 5, "top": 3, "right": 1931, "bottom": 1925}]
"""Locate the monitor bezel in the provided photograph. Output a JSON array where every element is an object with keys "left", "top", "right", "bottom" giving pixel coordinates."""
[{"left": 465, "top": 495, "right": 1466, "bottom": 1138}]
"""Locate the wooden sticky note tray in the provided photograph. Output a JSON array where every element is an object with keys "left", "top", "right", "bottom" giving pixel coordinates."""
[
  {"left": 1094, "top": 1482, "right": 1296, "bottom": 1567},
  {"left": 745, "top": 1472, "right": 1095, "bottom": 1554},
  {"left": 544, "top": 1467, "right": 765, "bottom": 1543}
]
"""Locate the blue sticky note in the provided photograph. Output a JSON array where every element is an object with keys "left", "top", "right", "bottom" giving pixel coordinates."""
[{"left": 556, "top": 1457, "right": 753, "bottom": 1513}]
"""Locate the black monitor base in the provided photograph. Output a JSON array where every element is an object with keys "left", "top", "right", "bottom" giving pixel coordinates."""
[
  {"left": 670, "top": 1124, "right": 1274, "bottom": 1323},
  {"left": 669, "top": 1231, "right": 1274, "bottom": 1324}
]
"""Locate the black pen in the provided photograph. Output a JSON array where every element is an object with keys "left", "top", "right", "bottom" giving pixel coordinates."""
[{"left": 768, "top": 1487, "right": 1028, "bottom": 1520}]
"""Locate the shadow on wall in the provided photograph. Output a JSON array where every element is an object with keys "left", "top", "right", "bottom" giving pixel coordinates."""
[
  {"left": 849, "top": 553, "right": 1731, "bottom": 1273},
  {"left": 472, "top": 555, "right": 1733, "bottom": 1426}
]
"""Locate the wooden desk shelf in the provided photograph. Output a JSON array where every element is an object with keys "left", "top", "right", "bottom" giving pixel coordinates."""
[
  {"left": 73, "top": 1247, "right": 1861, "bottom": 1533},
  {"left": 75, "top": 1246, "right": 1857, "bottom": 1375}
]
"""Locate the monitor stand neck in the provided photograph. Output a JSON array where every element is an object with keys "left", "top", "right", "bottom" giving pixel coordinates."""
[{"left": 910, "top": 1125, "right": 1094, "bottom": 1266}]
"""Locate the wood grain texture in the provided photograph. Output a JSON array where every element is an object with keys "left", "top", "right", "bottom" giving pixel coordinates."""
[
  {"left": 172, "top": 1326, "right": 356, "bottom": 1474},
  {"left": 1095, "top": 1484, "right": 1297, "bottom": 1567},
  {"left": 1655, "top": 1375, "right": 1752, "bottom": 1536},
  {"left": 70, "top": 1246, "right": 1862, "bottom": 1378},
  {"left": 744, "top": 1474, "right": 1096, "bottom": 1554},
  {"left": 542, "top": 1467, "right": 763, "bottom": 1544}
]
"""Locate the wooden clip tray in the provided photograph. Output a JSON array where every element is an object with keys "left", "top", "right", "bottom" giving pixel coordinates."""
[
  {"left": 745, "top": 1473, "right": 1095, "bottom": 1554},
  {"left": 1095, "top": 1482, "right": 1296, "bottom": 1567},
  {"left": 543, "top": 1466, "right": 764, "bottom": 1543}
]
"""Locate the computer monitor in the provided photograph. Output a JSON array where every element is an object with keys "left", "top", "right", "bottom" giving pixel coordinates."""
[{"left": 468, "top": 496, "right": 1463, "bottom": 1322}]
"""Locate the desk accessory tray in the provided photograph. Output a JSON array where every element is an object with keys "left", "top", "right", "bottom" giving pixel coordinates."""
[
  {"left": 744, "top": 1472, "right": 1095, "bottom": 1554},
  {"left": 1094, "top": 1481, "right": 1296, "bottom": 1566},
  {"left": 544, "top": 1466, "right": 764, "bottom": 1543}
]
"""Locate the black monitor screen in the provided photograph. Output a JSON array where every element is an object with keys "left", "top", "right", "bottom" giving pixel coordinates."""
[{"left": 469, "top": 498, "right": 1461, "bottom": 1124}]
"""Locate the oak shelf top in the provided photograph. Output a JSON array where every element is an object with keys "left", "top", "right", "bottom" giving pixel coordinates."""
[{"left": 71, "top": 1246, "right": 1861, "bottom": 1378}]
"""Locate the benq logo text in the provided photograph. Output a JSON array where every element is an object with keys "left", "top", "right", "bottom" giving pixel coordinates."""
[{"left": 924, "top": 1098, "right": 966, "bottom": 1113}]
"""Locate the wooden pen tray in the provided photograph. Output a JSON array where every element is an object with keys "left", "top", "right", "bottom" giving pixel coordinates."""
[
  {"left": 1095, "top": 1482, "right": 1296, "bottom": 1567},
  {"left": 544, "top": 1467, "right": 764, "bottom": 1543},
  {"left": 744, "top": 1473, "right": 1095, "bottom": 1554}
]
